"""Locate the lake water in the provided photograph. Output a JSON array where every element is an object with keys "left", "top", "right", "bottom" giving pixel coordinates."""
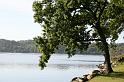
[{"left": 0, "top": 53, "right": 104, "bottom": 82}]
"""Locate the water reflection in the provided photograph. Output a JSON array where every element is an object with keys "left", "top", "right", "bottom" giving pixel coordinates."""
[
  {"left": 0, "top": 63, "right": 98, "bottom": 70},
  {"left": 46, "top": 64, "right": 97, "bottom": 70},
  {"left": 0, "top": 53, "right": 104, "bottom": 82},
  {"left": 0, "top": 54, "right": 104, "bottom": 70},
  {"left": 67, "top": 59, "right": 104, "bottom": 62}
]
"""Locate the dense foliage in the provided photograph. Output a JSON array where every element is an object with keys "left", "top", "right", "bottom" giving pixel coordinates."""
[{"left": 33, "top": 0, "right": 124, "bottom": 72}]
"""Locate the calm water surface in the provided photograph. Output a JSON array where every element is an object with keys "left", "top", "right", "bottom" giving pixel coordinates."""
[{"left": 0, "top": 53, "right": 104, "bottom": 82}]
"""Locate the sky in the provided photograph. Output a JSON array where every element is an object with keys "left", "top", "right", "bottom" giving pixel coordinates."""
[
  {"left": 0, "top": 0, "right": 123, "bottom": 43},
  {"left": 0, "top": 0, "right": 41, "bottom": 41}
]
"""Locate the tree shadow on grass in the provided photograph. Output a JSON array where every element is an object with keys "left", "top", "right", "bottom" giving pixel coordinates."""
[{"left": 100, "top": 71, "right": 124, "bottom": 79}]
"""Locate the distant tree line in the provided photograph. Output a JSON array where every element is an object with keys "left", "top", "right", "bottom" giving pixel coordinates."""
[
  {"left": 0, "top": 39, "right": 38, "bottom": 53},
  {"left": 0, "top": 39, "right": 123, "bottom": 55},
  {"left": 54, "top": 44, "right": 103, "bottom": 55}
]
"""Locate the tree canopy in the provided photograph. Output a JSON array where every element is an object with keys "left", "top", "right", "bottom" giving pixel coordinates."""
[{"left": 32, "top": 0, "right": 124, "bottom": 72}]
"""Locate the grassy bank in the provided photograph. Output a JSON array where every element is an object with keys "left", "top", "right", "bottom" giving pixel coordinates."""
[{"left": 89, "top": 62, "right": 124, "bottom": 82}]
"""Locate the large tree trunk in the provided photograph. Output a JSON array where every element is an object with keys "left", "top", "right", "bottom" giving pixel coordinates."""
[
  {"left": 93, "top": 0, "right": 113, "bottom": 73},
  {"left": 95, "top": 23, "right": 113, "bottom": 73},
  {"left": 102, "top": 41, "right": 113, "bottom": 73},
  {"left": 97, "top": 31, "right": 113, "bottom": 73}
]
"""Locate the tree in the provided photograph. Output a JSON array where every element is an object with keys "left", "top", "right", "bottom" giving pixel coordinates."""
[{"left": 32, "top": 0, "right": 124, "bottom": 73}]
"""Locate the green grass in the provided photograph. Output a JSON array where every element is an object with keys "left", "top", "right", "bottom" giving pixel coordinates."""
[{"left": 89, "top": 63, "right": 124, "bottom": 82}]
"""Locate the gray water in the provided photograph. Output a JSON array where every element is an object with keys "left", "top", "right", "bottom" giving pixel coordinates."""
[{"left": 0, "top": 53, "right": 104, "bottom": 82}]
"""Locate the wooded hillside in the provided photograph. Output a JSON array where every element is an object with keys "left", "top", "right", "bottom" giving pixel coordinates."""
[
  {"left": 0, "top": 39, "right": 37, "bottom": 53},
  {"left": 0, "top": 39, "right": 123, "bottom": 55}
]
